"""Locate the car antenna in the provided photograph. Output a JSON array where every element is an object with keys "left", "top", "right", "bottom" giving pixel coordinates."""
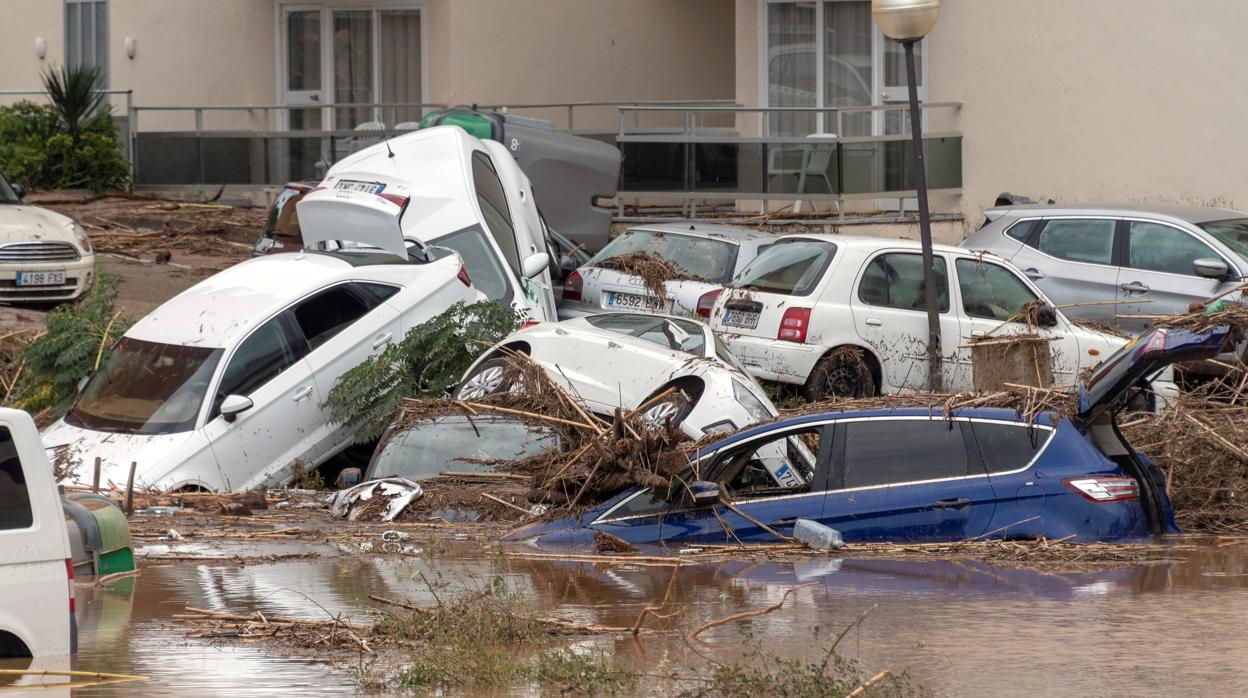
[{"left": 385, "top": 138, "right": 396, "bottom": 159}]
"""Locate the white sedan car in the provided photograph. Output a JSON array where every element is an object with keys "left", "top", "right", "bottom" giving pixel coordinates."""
[
  {"left": 0, "top": 173, "right": 94, "bottom": 303},
  {"left": 456, "top": 313, "right": 779, "bottom": 439},
  {"left": 559, "top": 223, "right": 768, "bottom": 320},
  {"left": 709, "top": 234, "right": 1141, "bottom": 401},
  {"left": 41, "top": 244, "right": 484, "bottom": 492}
]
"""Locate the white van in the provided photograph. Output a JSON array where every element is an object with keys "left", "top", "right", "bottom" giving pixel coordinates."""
[{"left": 0, "top": 407, "right": 75, "bottom": 658}]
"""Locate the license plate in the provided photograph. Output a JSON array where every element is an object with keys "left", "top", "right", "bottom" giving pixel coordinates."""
[
  {"left": 16, "top": 271, "right": 66, "bottom": 287},
  {"left": 721, "top": 309, "right": 760, "bottom": 329},
  {"left": 606, "top": 291, "right": 666, "bottom": 311},
  {"left": 333, "top": 179, "right": 385, "bottom": 194}
]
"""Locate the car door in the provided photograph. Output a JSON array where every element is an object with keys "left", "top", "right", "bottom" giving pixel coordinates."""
[
  {"left": 204, "top": 313, "right": 320, "bottom": 491},
  {"left": 849, "top": 251, "right": 962, "bottom": 392},
  {"left": 820, "top": 417, "right": 996, "bottom": 542},
  {"left": 484, "top": 142, "right": 559, "bottom": 320},
  {"left": 950, "top": 256, "right": 1081, "bottom": 389},
  {"left": 290, "top": 282, "right": 402, "bottom": 457},
  {"left": 966, "top": 419, "right": 1055, "bottom": 532},
  {"left": 471, "top": 150, "right": 554, "bottom": 321},
  {"left": 1116, "top": 220, "right": 1238, "bottom": 333},
  {"left": 1006, "top": 217, "right": 1121, "bottom": 323}
]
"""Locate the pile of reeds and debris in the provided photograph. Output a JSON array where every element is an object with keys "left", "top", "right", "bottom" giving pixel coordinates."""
[
  {"left": 786, "top": 383, "right": 1077, "bottom": 425},
  {"left": 593, "top": 252, "right": 709, "bottom": 298}
]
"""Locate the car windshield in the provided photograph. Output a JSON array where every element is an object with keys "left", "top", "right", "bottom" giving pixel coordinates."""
[
  {"left": 368, "top": 417, "right": 558, "bottom": 480},
  {"left": 1198, "top": 219, "right": 1248, "bottom": 259},
  {"left": 591, "top": 230, "right": 737, "bottom": 283},
  {"left": 584, "top": 314, "right": 707, "bottom": 355},
  {"left": 0, "top": 174, "right": 19, "bottom": 204},
  {"left": 66, "top": 338, "right": 223, "bottom": 435},
  {"left": 734, "top": 240, "right": 836, "bottom": 295}
]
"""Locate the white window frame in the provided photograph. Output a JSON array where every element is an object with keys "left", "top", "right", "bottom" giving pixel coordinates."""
[{"left": 65, "top": 0, "right": 109, "bottom": 87}]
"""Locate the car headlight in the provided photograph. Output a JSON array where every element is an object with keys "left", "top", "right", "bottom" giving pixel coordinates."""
[
  {"left": 70, "top": 222, "right": 92, "bottom": 254},
  {"left": 732, "top": 378, "right": 772, "bottom": 422}
]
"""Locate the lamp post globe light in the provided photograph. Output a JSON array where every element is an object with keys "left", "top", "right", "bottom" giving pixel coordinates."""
[{"left": 872, "top": 0, "right": 943, "bottom": 391}]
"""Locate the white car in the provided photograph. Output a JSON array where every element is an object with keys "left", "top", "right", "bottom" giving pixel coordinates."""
[
  {"left": 306, "top": 125, "right": 560, "bottom": 323},
  {"left": 41, "top": 245, "right": 484, "bottom": 493},
  {"left": 0, "top": 173, "right": 94, "bottom": 303},
  {"left": 456, "top": 313, "right": 779, "bottom": 439},
  {"left": 559, "top": 223, "right": 768, "bottom": 320},
  {"left": 709, "top": 234, "right": 1138, "bottom": 401},
  {"left": 0, "top": 408, "right": 76, "bottom": 658}
]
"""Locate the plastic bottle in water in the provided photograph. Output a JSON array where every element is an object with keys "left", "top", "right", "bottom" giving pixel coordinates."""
[{"left": 793, "top": 518, "right": 845, "bottom": 550}]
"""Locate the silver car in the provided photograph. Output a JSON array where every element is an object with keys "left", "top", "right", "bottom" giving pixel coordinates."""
[{"left": 961, "top": 204, "right": 1248, "bottom": 331}]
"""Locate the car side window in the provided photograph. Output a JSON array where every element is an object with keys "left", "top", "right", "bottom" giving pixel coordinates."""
[
  {"left": 471, "top": 152, "right": 521, "bottom": 276},
  {"left": 0, "top": 428, "right": 33, "bottom": 530},
  {"left": 216, "top": 317, "right": 303, "bottom": 405},
  {"left": 707, "top": 428, "right": 821, "bottom": 497},
  {"left": 858, "top": 253, "right": 950, "bottom": 312},
  {"left": 1128, "top": 221, "right": 1219, "bottom": 275},
  {"left": 954, "top": 259, "right": 1040, "bottom": 321},
  {"left": 431, "top": 227, "right": 513, "bottom": 303},
  {"left": 1035, "top": 219, "right": 1116, "bottom": 265},
  {"left": 1005, "top": 220, "right": 1038, "bottom": 241},
  {"left": 968, "top": 421, "right": 1053, "bottom": 474},
  {"left": 354, "top": 282, "right": 400, "bottom": 307},
  {"left": 838, "top": 419, "right": 969, "bottom": 489},
  {"left": 293, "top": 285, "right": 374, "bottom": 350}
]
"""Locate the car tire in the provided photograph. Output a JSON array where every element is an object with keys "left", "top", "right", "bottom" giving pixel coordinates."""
[
  {"left": 455, "top": 357, "right": 513, "bottom": 400},
  {"left": 804, "top": 348, "right": 876, "bottom": 402},
  {"left": 639, "top": 390, "right": 693, "bottom": 431}
]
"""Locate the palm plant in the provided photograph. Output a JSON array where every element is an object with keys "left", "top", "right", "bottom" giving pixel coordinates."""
[{"left": 41, "top": 64, "right": 106, "bottom": 138}]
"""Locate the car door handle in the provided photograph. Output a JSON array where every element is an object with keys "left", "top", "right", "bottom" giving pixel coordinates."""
[
  {"left": 864, "top": 318, "right": 883, "bottom": 327},
  {"left": 1023, "top": 268, "right": 1045, "bottom": 280},
  {"left": 292, "top": 386, "right": 314, "bottom": 402},
  {"left": 1120, "top": 281, "right": 1150, "bottom": 294},
  {"left": 371, "top": 332, "right": 393, "bottom": 350},
  {"left": 931, "top": 497, "right": 970, "bottom": 510}
]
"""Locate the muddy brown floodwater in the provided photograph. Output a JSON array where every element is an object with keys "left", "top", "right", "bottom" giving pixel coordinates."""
[{"left": 13, "top": 535, "right": 1248, "bottom": 696}]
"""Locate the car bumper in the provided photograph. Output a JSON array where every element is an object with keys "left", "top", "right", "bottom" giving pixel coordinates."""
[
  {"left": 0, "top": 255, "right": 94, "bottom": 302},
  {"left": 717, "top": 332, "right": 822, "bottom": 386}
]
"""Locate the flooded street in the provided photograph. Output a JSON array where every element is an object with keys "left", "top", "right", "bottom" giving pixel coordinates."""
[{"left": 26, "top": 535, "right": 1248, "bottom": 696}]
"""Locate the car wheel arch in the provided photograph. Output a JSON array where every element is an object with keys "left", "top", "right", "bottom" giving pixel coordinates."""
[
  {"left": 0, "top": 629, "right": 33, "bottom": 659},
  {"left": 810, "top": 344, "right": 881, "bottom": 395}
]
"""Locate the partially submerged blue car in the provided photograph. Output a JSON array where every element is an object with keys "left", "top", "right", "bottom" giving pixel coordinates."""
[{"left": 507, "top": 326, "right": 1231, "bottom": 548}]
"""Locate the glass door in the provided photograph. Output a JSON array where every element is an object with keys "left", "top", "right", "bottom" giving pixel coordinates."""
[
  {"left": 282, "top": 7, "right": 326, "bottom": 180},
  {"left": 379, "top": 10, "right": 423, "bottom": 126},
  {"left": 332, "top": 10, "right": 374, "bottom": 129}
]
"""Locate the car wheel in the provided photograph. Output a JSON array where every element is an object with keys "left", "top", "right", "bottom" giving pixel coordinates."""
[
  {"left": 804, "top": 348, "right": 876, "bottom": 402},
  {"left": 639, "top": 391, "right": 692, "bottom": 431},
  {"left": 456, "top": 358, "right": 513, "bottom": 400}
]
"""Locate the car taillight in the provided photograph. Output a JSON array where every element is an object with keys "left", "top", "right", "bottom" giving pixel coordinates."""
[
  {"left": 697, "top": 289, "right": 723, "bottom": 318},
  {"left": 377, "top": 192, "right": 409, "bottom": 208},
  {"left": 778, "top": 307, "right": 811, "bottom": 343},
  {"left": 457, "top": 264, "right": 472, "bottom": 287},
  {"left": 65, "top": 558, "right": 75, "bottom": 613},
  {"left": 1064, "top": 476, "right": 1140, "bottom": 503},
  {"left": 563, "top": 270, "right": 583, "bottom": 302}
]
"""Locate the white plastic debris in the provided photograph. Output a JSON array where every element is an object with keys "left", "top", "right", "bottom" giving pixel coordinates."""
[
  {"left": 328, "top": 478, "right": 423, "bottom": 522},
  {"left": 793, "top": 519, "right": 845, "bottom": 550}
]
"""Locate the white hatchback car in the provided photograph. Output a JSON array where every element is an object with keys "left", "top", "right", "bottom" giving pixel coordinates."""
[
  {"left": 456, "top": 313, "right": 779, "bottom": 439},
  {"left": 41, "top": 246, "right": 483, "bottom": 492},
  {"left": 559, "top": 223, "right": 768, "bottom": 320},
  {"left": 0, "top": 173, "right": 94, "bottom": 303},
  {"left": 709, "top": 234, "right": 1135, "bottom": 401}
]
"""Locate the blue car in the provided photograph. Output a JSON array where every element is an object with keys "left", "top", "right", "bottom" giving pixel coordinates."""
[{"left": 508, "top": 325, "right": 1231, "bottom": 548}]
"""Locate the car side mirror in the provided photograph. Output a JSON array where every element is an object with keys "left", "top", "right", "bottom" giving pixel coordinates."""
[
  {"left": 689, "top": 480, "right": 722, "bottom": 506},
  {"left": 522, "top": 252, "right": 550, "bottom": 279},
  {"left": 1035, "top": 304, "right": 1059, "bottom": 328},
  {"left": 1193, "top": 257, "right": 1229, "bottom": 280},
  {"left": 220, "top": 394, "right": 254, "bottom": 423},
  {"left": 11, "top": 184, "right": 24, "bottom": 201}
]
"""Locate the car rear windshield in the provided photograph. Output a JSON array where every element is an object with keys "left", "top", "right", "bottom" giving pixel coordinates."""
[
  {"left": 66, "top": 338, "right": 223, "bottom": 435},
  {"left": 733, "top": 239, "right": 836, "bottom": 296},
  {"left": 584, "top": 314, "right": 707, "bottom": 356},
  {"left": 369, "top": 418, "right": 557, "bottom": 481},
  {"left": 1197, "top": 219, "right": 1248, "bottom": 259},
  {"left": 591, "top": 230, "right": 737, "bottom": 284}
]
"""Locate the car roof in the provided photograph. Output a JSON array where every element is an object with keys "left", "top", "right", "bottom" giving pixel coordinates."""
[
  {"left": 123, "top": 253, "right": 381, "bottom": 348},
  {"left": 772, "top": 232, "right": 993, "bottom": 258},
  {"left": 627, "top": 222, "right": 766, "bottom": 245},
  {"left": 987, "top": 203, "right": 1247, "bottom": 225}
]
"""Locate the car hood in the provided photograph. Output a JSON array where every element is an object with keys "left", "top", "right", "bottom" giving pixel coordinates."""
[
  {"left": 0, "top": 204, "right": 76, "bottom": 244},
  {"left": 41, "top": 419, "right": 212, "bottom": 491}
]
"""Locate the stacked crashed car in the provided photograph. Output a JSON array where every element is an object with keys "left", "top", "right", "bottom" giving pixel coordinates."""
[
  {"left": 42, "top": 224, "right": 485, "bottom": 492},
  {"left": 508, "top": 325, "right": 1229, "bottom": 548},
  {"left": 457, "top": 313, "right": 781, "bottom": 440},
  {"left": 0, "top": 171, "right": 95, "bottom": 303},
  {"left": 559, "top": 223, "right": 769, "bottom": 320}
]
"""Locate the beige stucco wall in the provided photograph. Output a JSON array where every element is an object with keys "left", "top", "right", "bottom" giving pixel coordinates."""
[{"left": 0, "top": 2, "right": 66, "bottom": 100}]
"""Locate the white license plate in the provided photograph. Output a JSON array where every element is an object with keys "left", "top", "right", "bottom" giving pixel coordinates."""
[
  {"left": 721, "top": 309, "right": 760, "bottom": 329},
  {"left": 606, "top": 291, "right": 666, "bottom": 311},
  {"left": 16, "top": 271, "right": 66, "bottom": 287},
  {"left": 333, "top": 179, "right": 385, "bottom": 194}
]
